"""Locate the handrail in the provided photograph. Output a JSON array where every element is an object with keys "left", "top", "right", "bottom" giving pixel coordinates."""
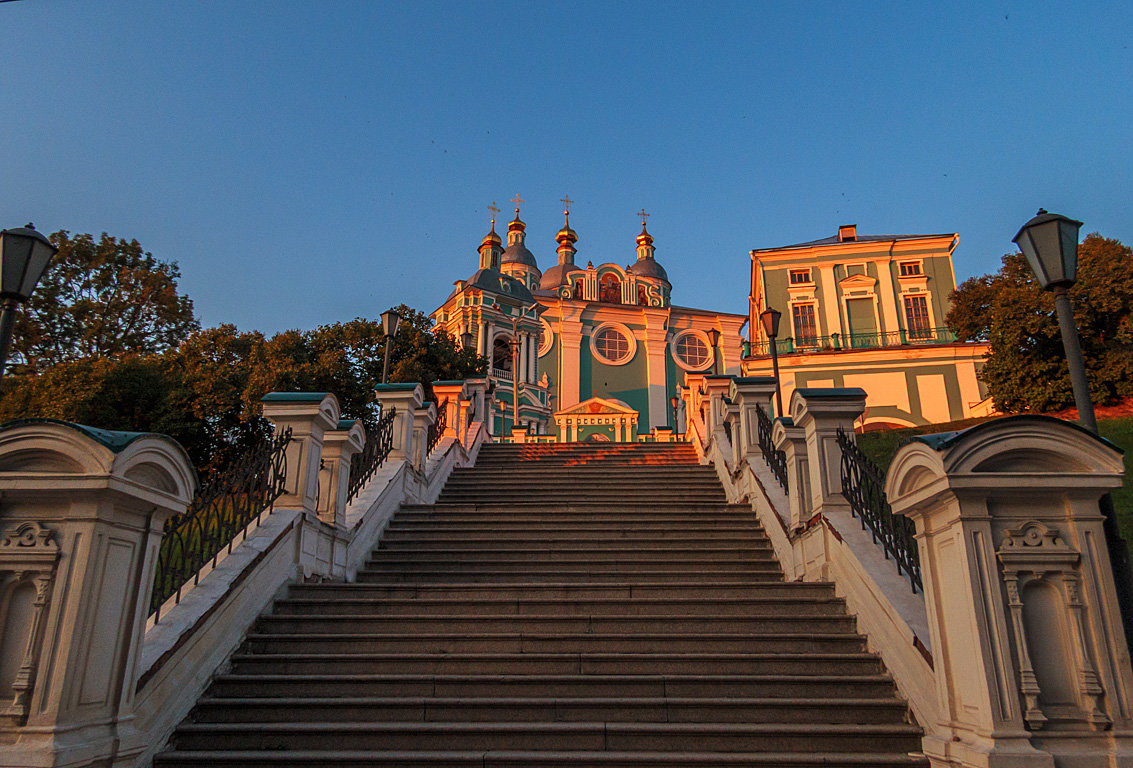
[
  {"left": 346, "top": 406, "right": 397, "bottom": 503},
  {"left": 756, "top": 404, "right": 789, "bottom": 493},
  {"left": 427, "top": 398, "right": 449, "bottom": 455},
  {"left": 836, "top": 425, "right": 921, "bottom": 592},
  {"left": 150, "top": 427, "right": 292, "bottom": 621},
  {"left": 749, "top": 327, "right": 956, "bottom": 356}
]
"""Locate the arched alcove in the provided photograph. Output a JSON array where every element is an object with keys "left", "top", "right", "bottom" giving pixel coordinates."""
[{"left": 1022, "top": 579, "right": 1077, "bottom": 711}]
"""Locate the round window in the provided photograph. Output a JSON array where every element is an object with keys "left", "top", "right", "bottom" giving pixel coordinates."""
[
  {"left": 590, "top": 323, "right": 636, "bottom": 365},
  {"left": 671, "top": 330, "right": 713, "bottom": 372}
]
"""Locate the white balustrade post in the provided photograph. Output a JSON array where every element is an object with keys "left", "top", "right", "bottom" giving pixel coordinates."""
[
  {"left": 886, "top": 416, "right": 1133, "bottom": 768},
  {"left": 702, "top": 375, "right": 733, "bottom": 434},
  {"left": 317, "top": 419, "right": 365, "bottom": 528},
  {"left": 373, "top": 383, "right": 425, "bottom": 463},
  {"left": 729, "top": 376, "right": 777, "bottom": 458},
  {"left": 431, "top": 381, "right": 465, "bottom": 441},
  {"left": 772, "top": 417, "right": 810, "bottom": 531},
  {"left": 261, "top": 392, "right": 341, "bottom": 514},
  {"left": 0, "top": 421, "right": 195, "bottom": 768},
  {"left": 412, "top": 401, "right": 437, "bottom": 470},
  {"left": 790, "top": 387, "right": 867, "bottom": 517}
]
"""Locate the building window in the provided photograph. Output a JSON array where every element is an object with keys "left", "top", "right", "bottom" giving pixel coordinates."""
[
  {"left": 789, "top": 268, "right": 812, "bottom": 285},
  {"left": 671, "top": 330, "right": 712, "bottom": 372},
  {"left": 599, "top": 273, "right": 622, "bottom": 303},
  {"left": 573, "top": 278, "right": 585, "bottom": 299},
  {"left": 792, "top": 303, "right": 818, "bottom": 347},
  {"left": 590, "top": 322, "right": 637, "bottom": 365},
  {"left": 492, "top": 337, "right": 513, "bottom": 377},
  {"left": 899, "top": 261, "right": 923, "bottom": 277},
  {"left": 637, "top": 285, "right": 648, "bottom": 306},
  {"left": 904, "top": 294, "right": 932, "bottom": 339}
]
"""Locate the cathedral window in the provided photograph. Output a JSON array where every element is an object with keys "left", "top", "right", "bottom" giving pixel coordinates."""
[
  {"left": 637, "top": 285, "right": 648, "bottom": 306},
  {"left": 573, "top": 278, "right": 585, "bottom": 299},
  {"left": 671, "top": 330, "right": 712, "bottom": 372},
  {"left": 590, "top": 322, "right": 636, "bottom": 365},
  {"left": 599, "top": 273, "right": 622, "bottom": 304},
  {"left": 492, "top": 337, "right": 513, "bottom": 378}
]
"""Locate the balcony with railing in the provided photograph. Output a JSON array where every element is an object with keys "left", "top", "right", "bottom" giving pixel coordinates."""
[{"left": 748, "top": 326, "right": 956, "bottom": 357}]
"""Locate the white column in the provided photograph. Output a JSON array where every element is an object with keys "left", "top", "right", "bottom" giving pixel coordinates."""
[{"left": 641, "top": 310, "right": 669, "bottom": 429}]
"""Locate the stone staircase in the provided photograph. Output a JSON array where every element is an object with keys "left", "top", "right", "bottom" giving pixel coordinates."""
[{"left": 155, "top": 441, "right": 927, "bottom": 767}]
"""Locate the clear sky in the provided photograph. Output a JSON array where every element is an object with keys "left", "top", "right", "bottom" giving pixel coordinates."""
[{"left": 2, "top": 1, "right": 1130, "bottom": 335}]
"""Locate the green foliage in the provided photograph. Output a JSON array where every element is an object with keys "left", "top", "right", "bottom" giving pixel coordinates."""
[
  {"left": 384, "top": 304, "right": 486, "bottom": 401},
  {"left": 1099, "top": 417, "right": 1133, "bottom": 543},
  {"left": 947, "top": 234, "right": 1133, "bottom": 412},
  {"left": 13, "top": 231, "right": 199, "bottom": 372}
]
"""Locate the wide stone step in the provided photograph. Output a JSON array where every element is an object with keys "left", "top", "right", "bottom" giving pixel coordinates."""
[
  {"left": 354, "top": 570, "right": 786, "bottom": 584},
  {"left": 242, "top": 632, "right": 865, "bottom": 654},
  {"left": 272, "top": 596, "right": 846, "bottom": 618},
  {"left": 226, "top": 652, "right": 885, "bottom": 677},
  {"left": 209, "top": 673, "right": 899, "bottom": 699},
  {"left": 170, "top": 721, "right": 925, "bottom": 753},
  {"left": 381, "top": 526, "right": 768, "bottom": 540},
  {"left": 189, "top": 695, "right": 911, "bottom": 724},
  {"left": 366, "top": 548, "right": 777, "bottom": 564},
  {"left": 287, "top": 581, "right": 831, "bottom": 601},
  {"left": 379, "top": 535, "right": 771, "bottom": 549},
  {"left": 155, "top": 749, "right": 928, "bottom": 768},
  {"left": 255, "top": 614, "right": 857, "bottom": 635}
]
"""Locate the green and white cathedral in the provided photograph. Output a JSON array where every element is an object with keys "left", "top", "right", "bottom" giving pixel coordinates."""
[{"left": 432, "top": 205, "right": 746, "bottom": 441}]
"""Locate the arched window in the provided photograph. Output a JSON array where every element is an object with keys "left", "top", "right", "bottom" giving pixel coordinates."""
[
  {"left": 599, "top": 273, "right": 621, "bottom": 304},
  {"left": 637, "top": 285, "right": 648, "bottom": 306},
  {"left": 573, "top": 279, "right": 585, "bottom": 300},
  {"left": 492, "top": 337, "right": 512, "bottom": 377}
]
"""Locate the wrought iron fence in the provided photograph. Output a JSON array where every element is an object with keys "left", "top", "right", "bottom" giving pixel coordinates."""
[
  {"left": 756, "top": 404, "right": 789, "bottom": 493},
  {"left": 427, "top": 398, "right": 449, "bottom": 455},
  {"left": 346, "top": 406, "right": 397, "bottom": 504},
  {"left": 748, "top": 327, "right": 956, "bottom": 356},
  {"left": 150, "top": 427, "right": 293, "bottom": 621},
  {"left": 836, "top": 426, "right": 922, "bottom": 592}
]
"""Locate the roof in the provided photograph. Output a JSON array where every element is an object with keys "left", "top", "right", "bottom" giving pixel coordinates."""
[
  {"left": 0, "top": 418, "right": 156, "bottom": 453},
  {"left": 752, "top": 232, "right": 956, "bottom": 253},
  {"left": 501, "top": 242, "right": 539, "bottom": 268},
  {"left": 455, "top": 268, "right": 536, "bottom": 303}
]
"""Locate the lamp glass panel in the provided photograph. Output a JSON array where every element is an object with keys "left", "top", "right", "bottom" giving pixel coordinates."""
[
  {"left": 1059, "top": 221, "right": 1080, "bottom": 283},
  {"left": 1029, "top": 220, "right": 1068, "bottom": 287},
  {"left": 0, "top": 234, "right": 34, "bottom": 296}
]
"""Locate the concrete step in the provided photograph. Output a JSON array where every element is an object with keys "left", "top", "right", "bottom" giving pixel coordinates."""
[
  {"left": 156, "top": 750, "right": 928, "bottom": 768},
  {"left": 170, "top": 721, "right": 925, "bottom": 753},
  {"left": 189, "top": 695, "right": 912, "bottom": 724},
  {"left": 226, "top": 652, "right": 885, "bottom": 677},
  {"left": 286, "top": 581, "right": 833, "bottom": 601},
  {"left": 272, "top": 596, "right": 846, "bottom": 618},
  {"left": 209, "top": 672, "right": 899, "bottom": 699},
  {"left": 242, "top": 632, "right": 866, "bottom": 654},
  {"left": 254, "top": 614, "right": 858, "bottom": 635},
  {"left": 378, "top": 535, "right": 772, "bottom": 549},
  {"left": 365, "top": 548, "right": 778, "bottom": 564},
  {"left": 354, "top": 570, "right": 786, "bottom": 584}
]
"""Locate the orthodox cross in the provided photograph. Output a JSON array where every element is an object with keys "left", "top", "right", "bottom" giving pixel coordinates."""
[
  {"left": 638, "top": 208, "right": 650, "bottom": 226},
  {"left": 488, "top": 201, "right": 500, "bottom": 227},
  {"left": 561, "top": 195, "right": 574, "bottom": 214},
  {"left": 511, "top": 193, "right": 524, "bottom": 212}
]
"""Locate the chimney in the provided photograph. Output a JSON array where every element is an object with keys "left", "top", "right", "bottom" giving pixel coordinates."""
[{"left": 838, "top": 224, "right": 857, "bottom": 242}]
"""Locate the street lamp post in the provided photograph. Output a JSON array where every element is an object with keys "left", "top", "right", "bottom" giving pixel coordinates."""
[
  {"left": 760, "top": 307, "right": 784, "bottom": 417},
  {"left": 670, "top": 395, "right": 680, "bottom": 435},
  {"left": 1014, "top": 209, "right": 1133, "bottom": 652},
  {"left": 380, "top": 308, "right": 401, "bottom": 384},
  {"left": 707, "top": 328, "right": 721, "bottom": 375},
  {"left": 0, "top": 224, "right": 58, "bottom": 378}
]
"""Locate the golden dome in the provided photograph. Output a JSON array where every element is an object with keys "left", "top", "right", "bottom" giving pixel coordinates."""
[
  {"left": 556, "top": 211, "right": 578, "bottom": 245},
  {"left": 636, "top": 221, "right": 654, "bottom": 247}
]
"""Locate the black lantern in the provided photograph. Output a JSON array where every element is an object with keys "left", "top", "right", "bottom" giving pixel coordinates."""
[
  {"left": 380, "top": 307, "right": 402, "bottom": 384},
  {"left": 760, "top": 307, "right": 784, "bottom": 417},
  {"left": 670, "top": 395, "right": 680, "bottom": 434},
  {"left": 707, "top": 328, "right": 721, "bottom": 375},
  {"left": 461, "top": 331, "right": 475, "bottom": 350},
  {"left": 1013, "top": 209, "right": 1083, "bottom": 291},
  {"left": 0, "top": 224, "right": 58, "bottom": 378}
]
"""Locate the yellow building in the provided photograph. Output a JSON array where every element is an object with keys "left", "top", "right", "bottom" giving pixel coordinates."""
[{"left": 744, "top": 224, "right": 992, "bottom": 428}]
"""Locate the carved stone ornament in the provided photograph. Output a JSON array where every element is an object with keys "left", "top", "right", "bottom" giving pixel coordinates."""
[
  {"left": 997, "top": 521, "right": 1109, "bottom": 731},
  {"left": 0, "top": 522, "right": 60, "bottom": 725}
]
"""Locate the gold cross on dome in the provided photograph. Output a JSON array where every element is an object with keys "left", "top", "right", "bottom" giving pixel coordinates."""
[
  {"left": 561, "top": 195, "right": 574, "bottom": 214},
  {"left": 510, "top": 193, "right": 525, "bottom": 212},
  {"left": 638, "top": 208, "right": 650, "bottom": 225},
  {"left": 488, "top": 201, "right": 500, "bottom": 227}
]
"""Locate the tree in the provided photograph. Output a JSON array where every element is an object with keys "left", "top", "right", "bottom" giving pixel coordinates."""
[
  {"left": 948, "top": 234, "right": 1133, "bottom": 412},
  {"left": 384, "top": 305, "right": 486, "bottom": 400},
  {"left": 12, "top": 231, "right": 199, "bottom": 372}
]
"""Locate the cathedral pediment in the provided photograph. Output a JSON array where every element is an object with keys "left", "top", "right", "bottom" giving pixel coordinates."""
[{"left": 556, "top": 396, "right": 638, "bottom": 417}]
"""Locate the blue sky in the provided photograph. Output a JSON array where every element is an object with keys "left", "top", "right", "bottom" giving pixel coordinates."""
[{"left": 2, "top": 1, "right": 1130, "bottom": 334}]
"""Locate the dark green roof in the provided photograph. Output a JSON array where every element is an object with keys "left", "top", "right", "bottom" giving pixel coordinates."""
[
  {"left": 793, "top": 387, "right": 867, "bottom": 400},
  {"left": 261, "top": 392, "right": 331, "bottom": 403},
  {"left": 910, "top": 414, "right": 1122, "bottom": 454},
  {"left": 0, "top": 418, "right": 158, "bottom": 453}
]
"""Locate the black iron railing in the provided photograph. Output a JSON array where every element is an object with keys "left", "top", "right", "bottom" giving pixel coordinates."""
[
  {"left": 748, "top": 327, "right": 956, "bottom": 357},
  {"left": 346, "top": 406, "right": 397, "bottom": 504},
  {"left": 756, "top": 404, "right": 789, "bottom": 493},
  {"left": 150, "top": 427, "right": 292, "bottom": 621},
  {"left": 837, "top": 426, "right": 922, "bottom": 592},
  {"left": 427, "top": 398, "right": 449, "bottom": 455}
]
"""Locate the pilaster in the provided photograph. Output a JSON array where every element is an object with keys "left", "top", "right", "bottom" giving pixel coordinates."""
[
  {"left": 318, "top": 420, "right": 365, "bottom": 528},
  {"left": 261, "top": 392, "right": 341, "bottom": 513},
  {"left": 373, "top": 383, "right": 425, "bottom": 462}
]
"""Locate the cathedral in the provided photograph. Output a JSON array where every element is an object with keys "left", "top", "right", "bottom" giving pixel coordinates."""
[{"left": 431, "top": 200, "right": 745, "bottom": 440}]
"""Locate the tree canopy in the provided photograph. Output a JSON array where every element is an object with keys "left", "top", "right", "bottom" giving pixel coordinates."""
[
  {"left": 947, "top": 234, "right": 1133, "bottom": 412},
  {"left": 13, "top": 231, "right": 199, "bottom": 372}
]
